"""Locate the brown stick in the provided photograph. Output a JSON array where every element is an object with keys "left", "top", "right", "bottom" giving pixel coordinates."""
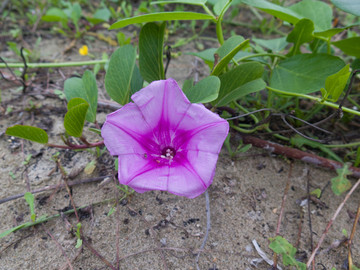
[
  {"left": 307, "top": 171, "right": 315, "bottom": 270},
  {"left": 348, "top": 197, "right": 360, "bottom": 268},
  {"left": 0, "top": 176, "right": 110, "bottom": 205},
  {"left": 241, "top": 135, "right": 360, "bottom": 178},
  {"left": 82, "top": 238, "right": 117, "bottom": 270},
  {"left": 306, "top": 178, "right": 360, "bottom": 267},
  {"left": 42, "top": 224, "right": 74, "bottom": 270}
]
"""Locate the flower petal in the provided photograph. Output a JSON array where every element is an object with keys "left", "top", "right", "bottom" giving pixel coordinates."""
[
  {"left": 175, "top": 102, "right": 229, "bottom": 134},
  {"left": 167, "top": 164, "right": 208, "bottom": 198},
  {"left": 131, "top": 79, "right": 191, "bottom": 146},
  {"left": 101, "top": 103, "right": 156, "bottom": 155},
  {"left": 124, "top": 161, "right": 207, "bottom": 198},
  {"left": 178, "top": 122, "right": 229, "bottom": 153}
]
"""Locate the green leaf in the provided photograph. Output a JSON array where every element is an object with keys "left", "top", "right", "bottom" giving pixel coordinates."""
[
  {"left": 139, "top": 22, "right": 166, "bottom": 82},
  {"left": 130, "top": 65, "right": 144, "bottom": 96},
  {"left": 0, "top": 223, "right": 27, "bottom": 239},
  {"left": 313, "top": 27, "right": 347, "bottom": 39},
  {"left": 213, "top": 0, "right": 229, "bottom": 16},
  {"left": 75, "top": 238, "right": 83, "bottom": 248},
  {"left": 182, "top": 78, "right": 194, "bottom": 93},
  {"left": 321, "top": 64, "right": 350, "bottom": 102},
  {"left": 104, "top": 45, "right": 137, "bottom": 105},
  {"left": 331, "top": 163, "right": 352, "bottom": 196},
  {"left": 253, "top": 37, "right": 288, "bottom": 52},
  {"left": 151, "top": 0, "right": 207, "bottom": 5},
  {"left": 211, "top": 39, "right": 250, "bottom": 76},
  {"left": 24, "top": 192, "right": 36, "bottom": 222},
  {"left": 214, "top": 62, "right": 265, "bottom": 106},
  {"left": 241, "top": 0, "right": 301, "bottom": 25},
  {"left": 87, "top": 8, "right": 111, "bottom": 24},
  {"left": 269, "top": 54, "right": 345, "bottom": 94},
  {"left": 331, "top": 0, "right": 360, "bottom": 16},
  {"left": 288, "top": 0, "right": 333, "bottom": 32},
  {"left": 64, "top": 98, "right": 89, "bottom": 137},
  {"left": 70, "top": 3, "right": 82, "bottom": 25},
  {"left": 269, "top": 236, "right": 306, "bottom": 270},
  {"left": 64, "top": 71, "right": 98, "bottom": 123},
  {"left": 291, "top": 135, "right": 343, "bottom": 163},
  {"left": 332, "top": 37, "right": 360, "bottom": 58},
  {"left": 109, "top": 12, "right": 215, "bottom": 29},
  {"left": 187, "top": 48, "right": 217, "bottom": 69},
  {"left": 82, "top": 71, "right": 98, "bottom": 122},
  {"left": 6, "top": 125, "right": 48, "bottom": 144},
  {"left": 42, "top": 7, "right": 68, "bottom": 22},
  {"left": 217, "top": 79, "right": 266, "bottom": 107},
  {"left": 183, "top": 76, "right": 220, "bottom": 103},
  {"left": 215, "top": 35, "right": 245, "bottom": 59},
  {"left": 286, "top": 18, "right": 314, "bottom": 56},
  {"left": 310, "top": 188, "right": 321, "bottom": 198}
]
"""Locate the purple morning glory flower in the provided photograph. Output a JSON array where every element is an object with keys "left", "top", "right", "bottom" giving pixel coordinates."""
[{"left": 101, "top": 78, "right": 229, "bottom": 198}]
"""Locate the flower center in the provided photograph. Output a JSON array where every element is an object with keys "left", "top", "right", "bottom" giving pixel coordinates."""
[{"left": 160, "top": 146, "right": 176, "bottom": 160}]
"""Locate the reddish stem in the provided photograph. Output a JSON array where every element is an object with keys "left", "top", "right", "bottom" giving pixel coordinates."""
[
  {"left": 241, "top": 135, "right": 360, "bottom": 178},
  {"left": 47, "top": 141, "right": 104, "bottom": 150}
]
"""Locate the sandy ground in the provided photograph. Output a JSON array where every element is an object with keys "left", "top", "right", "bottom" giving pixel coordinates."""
[{"left": 1, "top": 33, "right": 360, "bottom": 270}]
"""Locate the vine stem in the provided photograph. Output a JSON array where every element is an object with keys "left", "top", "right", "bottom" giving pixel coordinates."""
[
  {"left": 306, "top": 178, "right": 360, "bottom": 267},
  {"left": 47, "top": 140, "right": 104, "bottom": 150},
  {"left": 268, "top": 87, "right": 360, "bottom": 117},
  {"left": 216, "top": 0, "right": 233, "bottom": 45},
  {"left": 241, "top": 135, "right": 360, "bottom": 178},
  {"left": 0, "top": 59, "right": 107, "bottom": 68},
  {"left": 195, "top": 190, "right": 211, "bottom": 270}
]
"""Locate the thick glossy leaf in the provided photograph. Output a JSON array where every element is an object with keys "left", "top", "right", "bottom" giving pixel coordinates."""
[
  {"left": 104, "top": 45, "right": 137, "bottom": 104},
  {"left": 139, "top": 22, "right": 165, "bottom": 82},
  {"left": 214, "top": 62, "right": 265, "bottom": 106},
  {"left": 269, "top": 54, "right": 345, "bottom": 94},
  {"left": 183, "top": 76, "right": 220, "bottom": 103},
  {"left": 215, "top": 79, "right": 266, "bottom": 107},
  {"left": 42, "top": 8, "right": 67, "bottom": 22},
  {"left": 241, "top": 0, "right": 301, "bottom": 25},
  {"left": 286, "top": 18, "right": 314, "bottom": 55},
  {"left": 182, "top": 78, "right": 194, "bottom": 93},
  {"left": 64, "top": 70, "right": 98, "bottom": 123},
  {"left": 64, "top": 98, "right": 89, "bottom": 137},
  {"left": 321, "top": 64, "right": 350, "bottom": 102},
  {"left": 216, "top": 35, "right": 245, "bottom": 59},
  {"left": 253, "top": 37, "right": 288, "bottom": 52},
  {"left": 213, "top": 0, "right": 229, "bottom": 15},
  {"left": 87, "top": 8, "right": 111, "bottom": 24},
  {"left": 67, "top": 97, "right": 87, "bottom": 110},
  {"left": 332, "top": 37, "right": 360, "bottom": 58},
  {"left": 289, "top": 0, "right": 332, "bottom": 32},
  {"left": 331, "top": 0, "right": 360, "bottom": 16},
  {"left": 82, "top": 71, "right": 98, "bottom": 122},
  {"left": 109, "top": 12, "right": 214, "bottom": 29},
  {"left": 130, "top": 65, "right": 144, "bottom": 96},
  {"left": 151, "top": 0, "right": 207, "bottom": 5},
  {"left": 187, "top": 48, "right": 217, "bottom": 69},
  {"left": 211, "top": 39, "right": 250, "bottom": 76},
  {"left": 6, "top": 125, "right": 48, "bottom": 144},
  {"left": 313, "top": 27, "right": 346, "bottom": 39}
]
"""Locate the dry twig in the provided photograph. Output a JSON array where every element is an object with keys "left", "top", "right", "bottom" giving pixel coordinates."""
[
  {"left": 273, "top": 162, "right": 293, "bottom": 269},
  {"left": 306, "top": 178, "right": 360, "bottom": 267}
]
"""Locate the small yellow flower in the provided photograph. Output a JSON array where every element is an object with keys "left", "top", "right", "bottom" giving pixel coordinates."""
[{"left": 79, "top": 45, "right": 88, "bottom": 56}]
